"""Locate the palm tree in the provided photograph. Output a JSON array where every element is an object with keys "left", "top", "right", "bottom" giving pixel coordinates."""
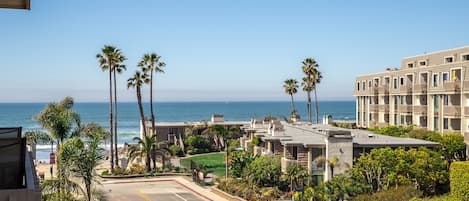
[
  {"left": 138, "top": 53, "right": 166, "bottom": 137},
  {"left": 210, "top": 125, "right": 240, "bottom": 178},
  {"left": 315, "top": 155, "right": 339, "bottom": 179},
  {"left": 97, "top": 45, "right": 127, "bottom": 170},
  {"left": 113, "top": 62, "right": 127, "bottom": 167},
  {"left": 302, "top": 58, "right": 322, "bottom": 123},
  {"left": 128, "top": 135, "right": 157, "bottom": 172},
  {"left": 283, "top": 164, "right": 308, "bottom": 192},
  {"left": 127, "top": 70, "right": 150, "bottom": 137},
  {"left": 283, "top": 79, "right": 299, "bottom": 116}
]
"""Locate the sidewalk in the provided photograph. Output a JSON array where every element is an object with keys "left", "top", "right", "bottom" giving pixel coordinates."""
[{"left": 101, "top": 176, "right": 226, "bottom": 201}]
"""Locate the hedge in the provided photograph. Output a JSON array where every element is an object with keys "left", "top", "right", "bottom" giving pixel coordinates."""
[{"left": 450, "top": 161, "right": 469, "bottom": 201}]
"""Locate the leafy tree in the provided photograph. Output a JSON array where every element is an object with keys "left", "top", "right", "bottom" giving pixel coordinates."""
[
  {"left": 139, "top": 53, "right": 166, "bottom": 137},
  {"left": 283, "top": 79, "right": 299, "bottom": 116},
  {"left": 210, "top": 125, "right": 240, "bottom": 178},
  {"left": 439, "top": 133, "right": 466, "bottom": 165},
  {"left": 127, "top": 70, "right": 150, "bottom": 137},
  {"left": 229, "top": 151, "right": 256, "bottom": 178},
  {"left": 184, "top": 135, "right": 211, "bottom": 150},
  {"left": 243, "top": 156, "right": 281, "bottom": 187}
]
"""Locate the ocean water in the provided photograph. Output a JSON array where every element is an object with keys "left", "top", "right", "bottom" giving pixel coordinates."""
[{"left": 0, "top": 101, "right": 355, "bottom": 161}]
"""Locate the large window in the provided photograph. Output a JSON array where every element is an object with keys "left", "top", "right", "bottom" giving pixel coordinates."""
[
  {"left": 443, "top": 118, "right": 449, "bottom": 130},
  {"left": 433, "top": 74, "right": 439, "bottom": 87},
  {"left": 292, "top": 146, "right": 298, "bottom": 160},
  {"left": 462, "top": 54, "right": 469, "bottom": 61},
  {"left": 443, "top": 72, "right": 448, "bottom": 82}
]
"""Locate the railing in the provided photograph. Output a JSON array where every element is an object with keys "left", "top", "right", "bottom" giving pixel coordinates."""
[
  {"left": 281, "top": 157, "right": 298, "bottom": 173},
  {"left": 399, "top": 84, "right": 412, "bottom": 93},
  {"left": 443, "top": 106, "right": 461, "bottom": 117},
  {"left": 398, "top": 105, "right": 412, "bottom": 113},
  {"left": 414, "top": 83, "right": 428, "bottom": 93},
  {"left": 414, "top": 105, "right": 427, "bottom": 115},
  {"left": 378, "top": 104, "right": 389, "bottom": 112},
  {"left": 369, "top": 105, "right": 378, "bottom": 111},
  {"left": 443, "top": 82, "right": 461, "bottom": 92}
]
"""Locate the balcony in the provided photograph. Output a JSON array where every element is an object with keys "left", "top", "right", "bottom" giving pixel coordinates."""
[
  {"left": 443, "top": 82, "right": 461, "bottom": 92},
  {"left": 398, "top": 105, "right": 412, "bottom": 113},
  {"left": 399, "top": 84, "right": 412, "bottom": 93},
  {"left": 443, "top": 106, "right": 461, "bottom": 117},
  {"left": 465, "top": 107, "right": 469, "bottom": 116},
  {"left": 378, "top": 104, "right": 389, "bottom": 112},
  {"left": 414, "top": 105, "right": 427, "bottom": 115},
  {"left": 281, "top": 157, "right": 299, "bottom": 173},
  {"left": 414, "top": 83, "right": 428, "bottom": 93},
  {"left": 369, "top": 105, "right": 378, "bottom": 112},
  {"left": 378, "top": 85, "right": 389, "bottom": 94}
]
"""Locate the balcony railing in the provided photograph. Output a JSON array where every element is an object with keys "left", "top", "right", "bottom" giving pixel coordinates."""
[
  {"left": 443, "top": 106, "right": 461, "bottom": 117},
  {"left": 414, "top": 83, "right": 428, "bottom": 93},
  {"left": 399, "top": 84, "right": 412, "bottom": 93},
  {"left": 398, "top": 105, "right": 412, "bottom": 113},
  {"left": 443, "top": 82, "right": 461, "bottom": 92},
  {"left": 378, "top": 104, "right": 389, "bottom": 112},
  {"left": 414, "top": 105, "right": 427, "bottom": 115},
  {"left": 369, "top": 104, "right": 379, "bottom": 111},
  {"left": 281, "top": 157, "right": 299, "bottom": 173}
]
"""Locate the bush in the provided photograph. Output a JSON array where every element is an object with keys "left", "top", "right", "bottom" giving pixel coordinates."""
[
  {"left": 450, "top": 161, "right": 469, "bottom": 201},
  {"left": 112, "top": 166, "right": 127, "bottom": 175},
  {"left": 185, "top": 135, "right": 211, "bottom": 150},
  {"left": 243, "top": 156, "right": 281, "bottom": 187},
  {"left": 169, "top": 144, "right": 184, "bottom": 157},
  {"left": 352, "top": 186, "right": 421, "bottom": 201},
  {"left": 129, "top": 163, "right": 145, "bottom": 174},
  {"left": 251, "top": 136, "right": 261, "bottom": 146}
]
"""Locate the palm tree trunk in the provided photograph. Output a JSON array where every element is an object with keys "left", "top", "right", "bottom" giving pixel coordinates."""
[
  {"left": 109, "top": 70, "right": 114, "bottom": 171},
  {"left": 307, "top": 91, "right": 312, "bottom": 123},
  {"left": 113, "top": 70, "right": 119, "bottom": 167},
  {"left": 150, "top": 71, "right": 156, "bottom": 136},
  {"left": 290, "top": 94, "right": 296, "bottom": 113},
  {"left": 146, "top": 153, "right": 151, "bottom": 172},
  {"left": 86, "top": 181, "right": 91, "bottom": 201},
  {"left": 137, "top": 87, "right": 147, "bottom": 137},
  {"left": 225, "top": 139, "right": 228, "bottom": 179},
  {"left": 314, "top": 88, "right": 319, "bottom": 124}
]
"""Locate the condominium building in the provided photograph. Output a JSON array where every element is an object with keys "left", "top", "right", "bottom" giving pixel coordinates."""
[{"left": 353, "top": 46, "right": 469, "bottom": 145}]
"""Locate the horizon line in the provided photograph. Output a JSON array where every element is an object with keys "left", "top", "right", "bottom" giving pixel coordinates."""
[{"left": 0, "top": 99, "right": 355, "bottom": 104}]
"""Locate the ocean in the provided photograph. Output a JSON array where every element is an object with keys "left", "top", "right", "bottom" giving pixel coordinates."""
[{"left": 0, "top": 101, "right": 355, "bottom": 161}]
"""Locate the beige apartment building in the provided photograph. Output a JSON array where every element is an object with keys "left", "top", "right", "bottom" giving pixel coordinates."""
[{"left": 353, "top": 46, "right": 469, "bottom": 144}]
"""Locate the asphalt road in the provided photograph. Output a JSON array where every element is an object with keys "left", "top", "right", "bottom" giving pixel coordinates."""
[{"left": 102, "top": 180, "right": 209, "bottom": 201}]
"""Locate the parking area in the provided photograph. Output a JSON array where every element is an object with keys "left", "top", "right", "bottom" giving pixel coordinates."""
[{"left": 102, "top": 180, "right": 210, "bottom": 201}]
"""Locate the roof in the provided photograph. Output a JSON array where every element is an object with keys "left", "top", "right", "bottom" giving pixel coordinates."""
[
  {"left": 149, "top": 121, "right": 249, "bottom": 127},
  {"left": 0, "top": 0, "right": 30, "bottom": 10},
  {"left": 252, "top": 122, "right": 439, "bottom": 148}
]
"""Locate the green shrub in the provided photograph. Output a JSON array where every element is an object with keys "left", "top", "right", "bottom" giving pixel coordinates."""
[
  {"left": 101, "top": 170, "right": 109, "bottom": 176},
  {"left": 243, "top": 156, "right": 281, "bottom": 187},
  {"left": 251, "top": 136, "right": 261, "bottom": 146},
  {"left": 185, "top": 135, "right": 211, "bottom": 150},
  {"left": 168, "top": 144, "right": 184, "bottom": 157},
  {"left": 450, "top": 161, "right": 469, "bottom": 201},
  {"left": 352, "top": 185, "right": 421, "bottom": 201},
  {"left": 129, "top": 163, "right": 145, "bottom": 174}
]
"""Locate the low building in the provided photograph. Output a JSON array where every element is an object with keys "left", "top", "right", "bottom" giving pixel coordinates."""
[
  {"left": 0, "top": 127, "right": 41, "bottom": 201},
  {"left": 240, "top": 120, "right": 439, "bottom": 183}
]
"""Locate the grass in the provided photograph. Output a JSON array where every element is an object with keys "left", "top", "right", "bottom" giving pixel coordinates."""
[{"left": 180, "top": 152, "right": 226, "bottom": 176}]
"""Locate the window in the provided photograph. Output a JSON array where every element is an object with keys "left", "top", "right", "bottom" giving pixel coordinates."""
[
  {"left": 357, "top": 82, "right": 360, "bottom": 90},
  {"left": 434, "top": 95, "right": 439, "bottom": 112},
  {"left": 462, "top": 54, "right": 469, "bottom": 61},
  {"left": 401, "top": 116, "right": 405, "bottom": 124},
  {"left": 369, "top": 97, "right": 372, "bottom": 104},
  {"left": 400, "top": 77, "right": 405, "bottom": 85},
  {"left": 271, "top": 142, "right": 275, "bottom": 153},
  {"left": 369, "top": 113, "right": 372, "bottom": 121},
  {"left": 444, "top": 95, "right": 449, "bottom": 106},
  {"left": 368, "top": 80, "right": 372, "bottom": 88},
  {"left": 443, "top": 73, "right": 449, "bottom": 82},
  {"left": 420, "top": 60, "right": 427, "bottom": 66},
  {"left": 292, "top": 146, "right": 298, "bottom": 160},
  {"left": 400, "top": 96, "right": 405, "bottom": 105},
  {"left": 407, "top": 63, "right": 414, "bottom": 68},
  {"left": 394, "top": 96, "right": 398, "bottom": 110},
  {"left": 433, "top": 74, "right": 439, "bottom": 87},
  {"left": 443, "top": 118, "right": 449, "bottom": 129},
  {"left": 445, "top": 57, "right": 454, "bottom": 63},
  {"left": 393, "top": 78, "right": 398, "bottom": 89},
  {"left": 363, "top": 81, "right": 366, "bottom": 90},
  {"left": 394, "top": 114, "right": 398, "bottom": 125},
  {"left": 434, "top": 117, "right": 439, "bottom": 131}
]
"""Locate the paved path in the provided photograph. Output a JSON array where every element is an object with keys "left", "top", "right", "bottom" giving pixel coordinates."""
[{"left": 101, "top": 176, "right": 226, "bottom": 201}]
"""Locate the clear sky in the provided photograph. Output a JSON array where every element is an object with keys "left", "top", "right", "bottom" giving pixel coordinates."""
[{"left": 1, "top": 0, "right": 469, "bottom": 102}]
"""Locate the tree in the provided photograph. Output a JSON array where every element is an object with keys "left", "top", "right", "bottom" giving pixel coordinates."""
[
  {"left": 283, "top": 164, "right": 308, "bottom": 192},
  {"left": 127, "top": 70, "right": 150, "bottom": 137},
  {"left": 210, "top": 125, "right": 240, "bottom": 178},
  {"left": 97, "top": 45, "right": 127, "bottom": 170},
  {"left": 113, "top": 61, "right": 126, "bottom": 167},
  {"left": 440, "top": 133, "right": 466, "bottom": 166},
  {"left": 35, "top": 97, "right": 80, "bottom": 146},
  {"left": 283, "top": 79, "right": 299, "bottom": 116},
  {"left": 128, "top": 135, "right": 157, "bottom": 172},
  {"left": 243, "top": 156, "right": 282, "bottom": 187},
  {"left": 229, "top": 151, "right": 256, "bottom": 178},
  {"left": 301, "top": 58, "right": 319, "bottom": 123},
  {"left": 138, "top": 53, "right": 166, "bottom": 137}
]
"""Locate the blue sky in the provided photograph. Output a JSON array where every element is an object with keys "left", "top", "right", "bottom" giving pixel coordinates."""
[{"left": 1, "top": 0, "right": 468, "bottom": 102}]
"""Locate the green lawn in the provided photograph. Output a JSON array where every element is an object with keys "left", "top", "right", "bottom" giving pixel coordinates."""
[{"left": 180, "top": 152, "right": 226, "bottom": 176}]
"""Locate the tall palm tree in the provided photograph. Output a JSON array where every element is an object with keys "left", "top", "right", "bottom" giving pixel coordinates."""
[
  {"left": 138, "top": 53, "right": 166, "bottom": 136},
  {"left": 301, "top": 76, "right": 314, "bottom": 123},
  {"left": 210, "top": 125, "right": 240, "bottom": 178},
  {"left": 127, "top": 70, "right": 150, "bottom": 138},
  {"left": 283, "top": 79, "right": 299, "bottom": 116},
  {"left": 97, "top": 45, "right": 127, "bottom": 170},
  {"left": 113, "top": 63, "right": 126, "bottom": 167},
  {"left": 302, "top": 58, "right": 322, "bottom": 123}
]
